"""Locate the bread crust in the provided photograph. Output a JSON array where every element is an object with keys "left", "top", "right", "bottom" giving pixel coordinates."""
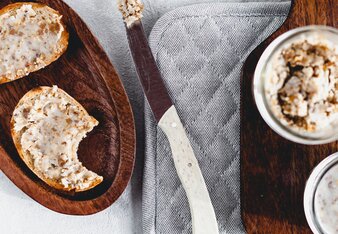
[
  {"left": 0, "top": 2, "right": 69, "bottom": 84},
  {"left": 10, "top": 87, "right": 103, "bottom": 192}
]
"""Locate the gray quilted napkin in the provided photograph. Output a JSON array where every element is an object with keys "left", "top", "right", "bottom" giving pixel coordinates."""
[{"left": 143, "top": 2, "right": 290, "bottom": 234}]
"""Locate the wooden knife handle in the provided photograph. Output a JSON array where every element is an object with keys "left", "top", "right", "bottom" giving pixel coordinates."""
[{"left": 159, "top": 105, "right": 219, "bottom": 234}]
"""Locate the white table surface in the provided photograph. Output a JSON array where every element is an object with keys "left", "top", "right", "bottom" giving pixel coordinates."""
[{"left": 0, "top": 0, "right": 289, "bottom": 233}]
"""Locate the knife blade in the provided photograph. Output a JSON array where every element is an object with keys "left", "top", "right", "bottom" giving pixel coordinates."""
[{"left": 118, "top": 1, "right": 219, "bottom": 233}]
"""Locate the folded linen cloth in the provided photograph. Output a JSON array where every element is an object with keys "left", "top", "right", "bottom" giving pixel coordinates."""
[{"left": 143, "top": 2, "right": 290, "bottom": 233}]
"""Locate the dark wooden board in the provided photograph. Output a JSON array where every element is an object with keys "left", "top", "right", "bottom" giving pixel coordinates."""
[
  {"left": 0, "top": 0, "right": 135, "bottom": 215},
  {"left": 241, "top": 0, "right": 337, "bottom": 233}
]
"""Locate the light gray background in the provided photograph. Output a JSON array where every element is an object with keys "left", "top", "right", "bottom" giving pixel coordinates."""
[{"left": 0, "top": 0, "right": 289, "bottom": 233}]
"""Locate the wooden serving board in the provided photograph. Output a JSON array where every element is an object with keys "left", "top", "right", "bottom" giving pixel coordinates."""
[
  {"left": 241, "top": 0, "right": 337, "bottom": 233},
  {"left": 0, "top": 0, "right": 135, "bottom": 215}
]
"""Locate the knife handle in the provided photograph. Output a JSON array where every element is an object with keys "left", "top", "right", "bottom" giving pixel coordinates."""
[{"left": 159, "top": 106, "right": 219, "bottom": 234}]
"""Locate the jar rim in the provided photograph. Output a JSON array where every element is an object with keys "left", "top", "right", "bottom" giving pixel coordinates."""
[{"left": 253, "top": 25, "right": 338, "bottom": 145}]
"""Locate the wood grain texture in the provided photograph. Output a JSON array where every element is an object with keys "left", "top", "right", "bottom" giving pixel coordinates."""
[
  {"left": 0, "top": 0, "right": 135, "bottom": 215},
  {"left": 127, "top": 22, "right": 173, "bottom": 122},
  {"left": 241, "top": 0, "right": 337, "bottom": 233}
]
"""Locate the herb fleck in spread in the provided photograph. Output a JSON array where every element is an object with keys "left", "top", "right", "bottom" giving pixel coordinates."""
[{"left": 266, "top": 39, "right": 338, "bottom": 132}]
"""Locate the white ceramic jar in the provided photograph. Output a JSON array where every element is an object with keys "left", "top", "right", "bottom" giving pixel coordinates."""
[{"left": 304, "top": 152, "right": 338, "bottom": 234}]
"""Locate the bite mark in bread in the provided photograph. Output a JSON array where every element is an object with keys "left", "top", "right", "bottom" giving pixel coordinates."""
[
  {"left": 0, "top": 3, "right": 69, "bottom": 84},
  {"left": 11, "top": 86, "right": 103, "bottom": 192}
]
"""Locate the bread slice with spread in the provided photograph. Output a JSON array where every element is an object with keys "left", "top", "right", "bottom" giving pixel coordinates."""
[
  {"left": 11, "top": 86, "right": 103, "bottom": 192},
  {"left": 0, "top": 2, "right": 69, "bottom": 84}
]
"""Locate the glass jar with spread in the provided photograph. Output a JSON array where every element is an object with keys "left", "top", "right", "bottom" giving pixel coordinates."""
[
  {"left": 304, "top": 152, "right": 338, "bottom": 234},
  {"left": 253, "top": 26, "right": 338, "bottom": 144}
]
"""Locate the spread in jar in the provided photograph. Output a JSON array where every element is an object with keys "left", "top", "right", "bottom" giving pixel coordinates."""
[
  {"left": 315, "top": 163, "right": 338, "bottom": 233},
  {"left": 265, "top": 38, "right": 338, "bottom": 133}
]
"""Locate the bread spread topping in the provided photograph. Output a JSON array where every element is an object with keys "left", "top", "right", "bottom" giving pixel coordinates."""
[
  {"left": 0, "top": 4, "right": 64, "bottom": 81},
  {"left": 13, "top": 86, "right": 102, "bottom": 191},
  {"left": 118, "top": 0, "right": 144, "bottom": 27}
]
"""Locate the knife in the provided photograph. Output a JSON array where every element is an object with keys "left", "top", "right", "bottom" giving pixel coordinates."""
[{"left": 118, "top": 1, "right": 219, "bottom": 233}]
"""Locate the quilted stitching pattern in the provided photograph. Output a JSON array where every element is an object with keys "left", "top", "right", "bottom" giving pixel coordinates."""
[{"left": 144, "top": 3, "right": 290, "bottom": 234}]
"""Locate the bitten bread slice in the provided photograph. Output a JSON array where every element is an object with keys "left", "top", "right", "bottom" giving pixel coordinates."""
[
  {"left": 0, "top": 2, "right": 69, "bottom": 84},
  {"left": 11, "top": 86, "right": 103, "bottom": 192}
]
